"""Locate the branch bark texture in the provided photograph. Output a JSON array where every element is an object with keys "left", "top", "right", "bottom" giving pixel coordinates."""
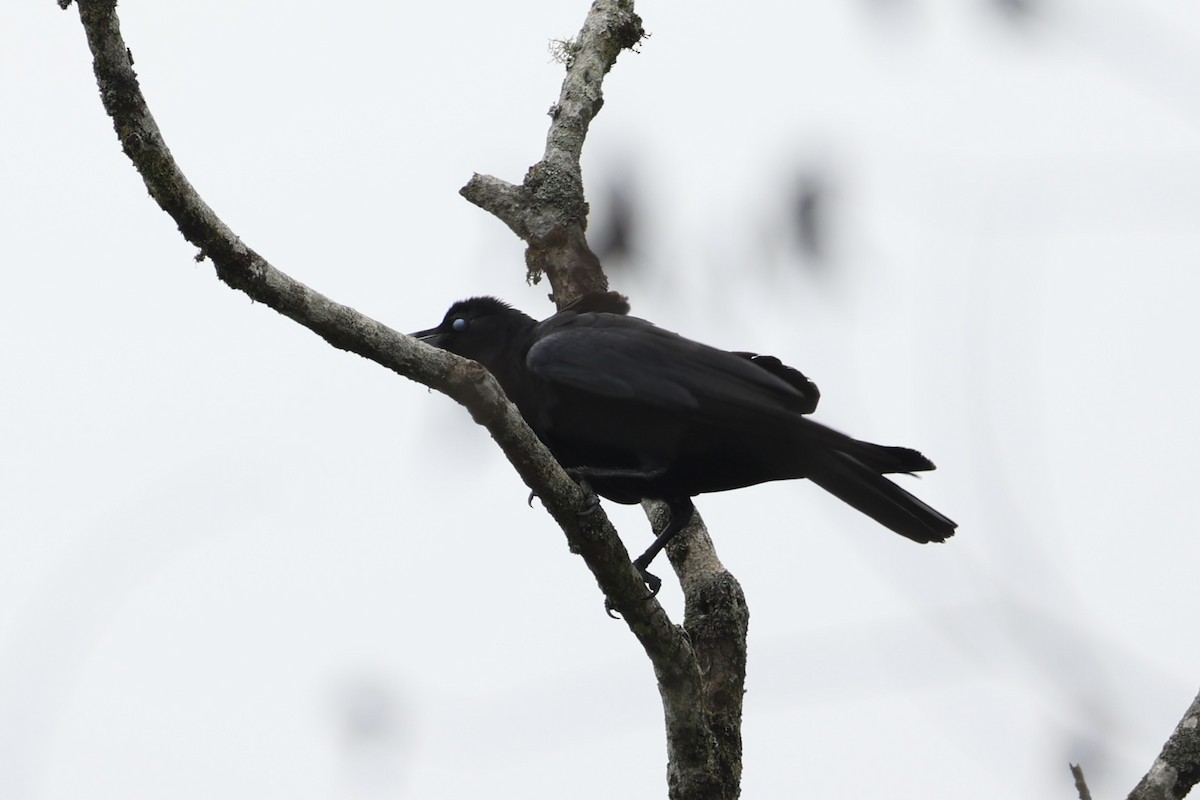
[
  {"left": 1128, "top": 688, "right": 1200, "bottom": 800},
  {"left": 460, "top": 0, "right": 643, "bottom": 305},
  {"left": 457, "top": 0, "right": 749, "bottom": 795},
  {"left": 649, "top": 502, "right": 748, "bottom": 798}
]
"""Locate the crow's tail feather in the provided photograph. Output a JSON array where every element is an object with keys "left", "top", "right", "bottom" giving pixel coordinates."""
[
  {"left": 806, "top": 450, "right": 956, "bottom": 543},
  {"left": 791, "top": 419, "right": 936, "bottom": 475},
  {"left": 850, "top": 442, "right": 936, "bottom": 475}
]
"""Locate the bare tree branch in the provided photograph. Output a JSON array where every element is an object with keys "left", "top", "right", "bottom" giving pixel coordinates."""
[
  {"left": 458, "top": 1, "right": 748, "bottom": 795},
  {"left": 1128, "top": 687, "right": 1200, "bottom": 800},
  {"left": 649, "top": 502, "right": 749, "bottom": 798},
  {"left": 1070, "top": 763, "right": 1093, "bottom": 800},
  {"left": 63, "top": 0, "right": 747, "bottom": 796},
  {"left": 460, "top": 0, "right": 643, "bottom": 304}
]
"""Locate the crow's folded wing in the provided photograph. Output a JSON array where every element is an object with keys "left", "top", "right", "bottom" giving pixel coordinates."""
[{"left": 525, "top": 314, "right": 819, "bottom": 418}]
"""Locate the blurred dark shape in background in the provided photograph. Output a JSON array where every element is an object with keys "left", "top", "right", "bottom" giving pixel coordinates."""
[
  {"left": 335, "top": 675, "right": 406, "bottom": 746},
  {"left": 789, "top": 169, "right": 832, "bottom": 271},
  {"left": 590, "top": 175, "right": 638, "bottom": 271},
  {"left": 860, "top": 0, "right": 918, "bottom": 29},
  {"left": 988, "top": 0, "right": 1040, "bottom": 25},
  {"left": 331, "top": 674, "right": 411, "bottom": 797}
]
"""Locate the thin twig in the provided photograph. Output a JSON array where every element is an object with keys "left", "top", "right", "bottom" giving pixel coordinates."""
[{"left": 1070, "top": 763, "right": 1093, "bottom": 800}]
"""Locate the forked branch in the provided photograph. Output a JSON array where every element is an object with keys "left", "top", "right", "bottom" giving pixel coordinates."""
[{"left": 61, "top": 0, "right": 745, "bottom": 797}]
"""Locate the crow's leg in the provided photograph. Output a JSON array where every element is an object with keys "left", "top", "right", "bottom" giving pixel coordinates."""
[
  {"left": 631, "top": 497, "right": 696, "bottom": 594},
  {"left": 602, "top": 497, "right": 695, "bottom": 619}
]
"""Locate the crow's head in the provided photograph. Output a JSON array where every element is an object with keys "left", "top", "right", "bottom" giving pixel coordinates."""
[{"left": 410, "top": 297, "right": 536, "bottom": 373}]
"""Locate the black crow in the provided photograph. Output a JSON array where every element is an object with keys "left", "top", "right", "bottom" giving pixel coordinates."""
[{"left": 412, "top": 292, "right": 956, "bottom": 591}]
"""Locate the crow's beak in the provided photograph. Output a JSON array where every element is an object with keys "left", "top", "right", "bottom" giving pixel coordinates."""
[{"left": 409, "top": 327, "right": 444, "bottom": 349}]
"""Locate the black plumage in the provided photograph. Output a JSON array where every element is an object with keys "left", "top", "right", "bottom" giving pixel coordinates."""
[{"left": 412, "top": 292, "right": 955, "bottom": 590}]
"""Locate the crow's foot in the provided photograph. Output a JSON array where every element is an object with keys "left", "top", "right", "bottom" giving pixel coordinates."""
[
  {"left": 604, "top": 565, "right": 662, "bottom": 618},
  {"left": 576, "top": 483, "right": 601, "bottom": 517}
]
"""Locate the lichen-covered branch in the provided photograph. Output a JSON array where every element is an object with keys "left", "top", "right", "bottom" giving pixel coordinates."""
[
  {"left": 458, "top": 1, "right": 748, "bottom": 797},
  {"left": 648, "top": 502, "right": 749, "bottom": 800},
  {"left": 460, "top": 0, "right": 644, "bottom": 304},
  {"left": 1128, "top": 687, "right": 1200, "bottom": 800}
]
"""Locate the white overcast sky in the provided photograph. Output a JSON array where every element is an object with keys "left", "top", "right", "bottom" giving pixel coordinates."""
[{"left": 5, "top": 1, "right": 1200, "bottom": 798}]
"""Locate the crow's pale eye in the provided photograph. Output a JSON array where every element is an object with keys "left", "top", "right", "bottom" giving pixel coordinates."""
[{"left": 451, "top": 318, "right": 468, "bottom": 332}]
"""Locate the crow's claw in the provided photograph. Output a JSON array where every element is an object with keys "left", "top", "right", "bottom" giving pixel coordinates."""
[
  {"left": 603, "top": 565, "right": 662, "bottom": 619},
  {"left": 575, "top": 483, "right": 601, "bottom": 517},
  {"left": 640, "top": 568, "right": 663, "bottom": 597},
  {"left": 604, "top": 597, "right": 621, "bottom": 619}
]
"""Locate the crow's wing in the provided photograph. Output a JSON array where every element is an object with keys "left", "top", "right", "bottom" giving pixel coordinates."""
[
  {"left": 526, "top": 313, "right": 819, "bottom": 419},
  {"left": 730, "top": 352, "right": 819, "bottom": 413}
]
